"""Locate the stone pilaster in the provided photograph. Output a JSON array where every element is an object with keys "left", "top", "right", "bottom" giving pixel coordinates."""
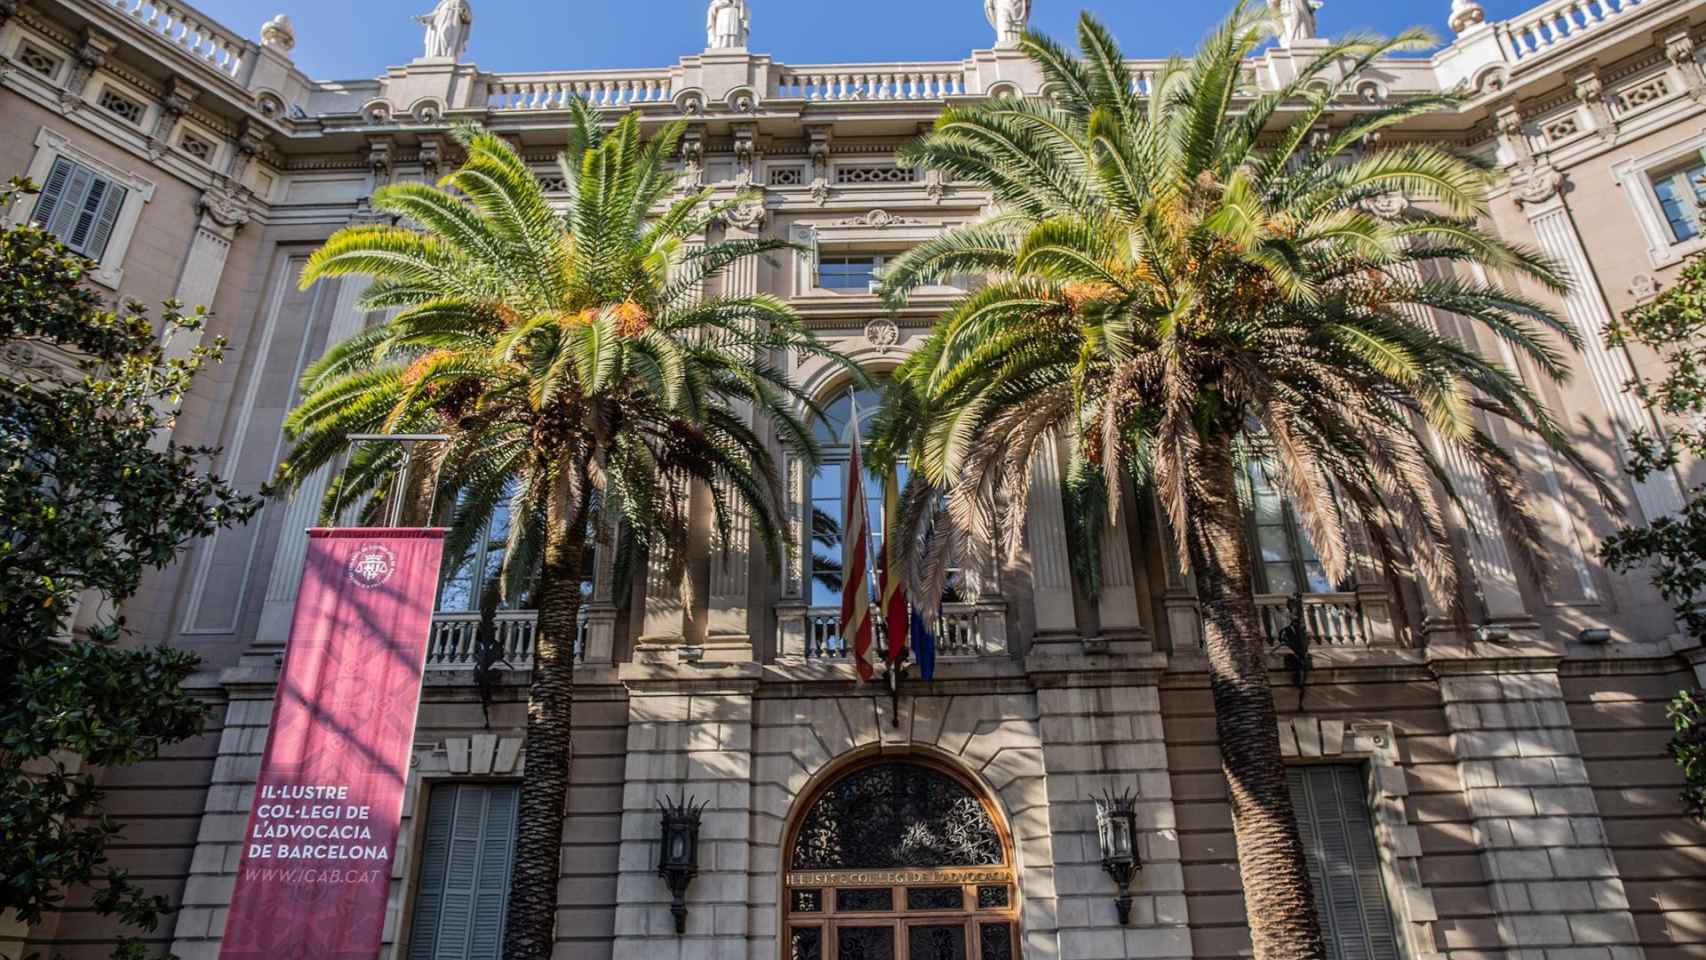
[
  {"left": 1095, "top": 499, "right": 1146, "bottom": 644},
  {"left": 705, "top": 234, "right": 759, "bottom": 658},
  {"left": 1037, "top": 685, "right": 1190, "bottom": 960},
  {"left": 161, "top": 188, "right": 249, "bottom": 366},
  {"left": 1436, "top": 665, "right": 1644, "bottom": 960},
  {"left": 611, "top": 677, "right": 757, "bottom": 960},
  {"left": 1518, "top": 173, "right": 1686, "bottom": 524},
  {"left": 1025, "top": 436, "right": 1077, "bottom": 642},
  {"left": 255, "top": 274, "right": 373, "bottom": 648}
]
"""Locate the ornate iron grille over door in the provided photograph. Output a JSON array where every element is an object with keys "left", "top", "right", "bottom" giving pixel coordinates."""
[{"left": 783, "top": 759, "right": 1020, "bottom": 960}]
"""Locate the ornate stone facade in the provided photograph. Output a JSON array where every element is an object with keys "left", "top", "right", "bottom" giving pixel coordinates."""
[{"left": 4, "top": 1, "right": 1706, "bottom": 959}]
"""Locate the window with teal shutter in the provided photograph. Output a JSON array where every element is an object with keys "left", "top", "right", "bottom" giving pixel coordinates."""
[
  {"left": 408, "top": 782, "right": 519, "bottom": 960},
  {"left": 30, "top": 156, "right": 128, "bottom": 261},
  {"left": 1287, "top": 766, "right": 1400, "bottom": 960}
]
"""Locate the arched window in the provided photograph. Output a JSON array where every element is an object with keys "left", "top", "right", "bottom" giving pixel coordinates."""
[{"left": 784, "top": 759, "right": 1019, "bottom": 960}]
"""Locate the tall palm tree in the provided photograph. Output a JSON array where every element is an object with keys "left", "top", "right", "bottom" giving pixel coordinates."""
[
  {"left": 279, "top": 105, "right": 841, "bottom": 959},
  {"left": 874, "top": 9, "right": 1610, "bottom": 960}
]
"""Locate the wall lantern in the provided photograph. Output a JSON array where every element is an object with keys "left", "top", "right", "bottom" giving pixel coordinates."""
[
  {"left": 657, "top": 793, "right": 708, "bottom": 934},
  {"left": 1093, "top": 786, "right": 1142, "bottom": 925}
]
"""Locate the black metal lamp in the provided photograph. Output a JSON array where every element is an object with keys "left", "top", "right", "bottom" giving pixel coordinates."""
[
  {"left": 657, "top": 794, "right": 707, "bottom": 934},
  {"left": 1093, "top": 786, "right": 1142, "bottom": 924}
]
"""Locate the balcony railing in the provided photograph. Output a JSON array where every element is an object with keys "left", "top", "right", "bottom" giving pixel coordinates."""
[
  {"left": 483, "top": 69, "right": 678, "bottom": 111},
  {"left": 1496, "top": 0, "right": 1644, "bottom": 61},
  {"left": 1252, "top": 592, "right": 1369, "bottom": 646},
  {"left": 103, "top": 0, "right": 249, "bottom": 79},
  {"left": 801, "top": 603, "right": 996, "bottom": 660},
  {"left": 425, "top": 609, "right": 585, "bottom": 669},
  {"left": 773, "top": 63, "right": 973, "bottom": 102}
]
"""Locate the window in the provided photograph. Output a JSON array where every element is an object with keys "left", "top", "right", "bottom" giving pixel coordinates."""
[
  {"left": 1244, "top": 460, "right": 1332, "bottom": 595},
  {"left": 819, "top": 255, "right": 885, "bottom": 291},
  {"left": 785, "top": 760, "right": 1018, "bottom": 960},
  {"left": 1651, "top": 157, "right": 1706, "bottom": 243},
  {"left": 16, "top": 43, "right": 62, "bottom": 80},
  {"left": 407, "top": 782, "right": 517, "bottom": 960},
  {"left": 30, "top": 156, "right": 128, "bottom": 261},
  {"left": 1289, "top": 766, "right": 1400, "bottom": 960},
  {"left": 95, "top": 86, "right": 146, "bottom": 126}
]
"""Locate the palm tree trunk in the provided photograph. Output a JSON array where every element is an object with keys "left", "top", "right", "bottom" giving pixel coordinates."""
[
  {"left": 1182, "top": 433, "right": 1328, "bottom": 960},
  {"left": 502, "top": 464, "right": 587, "bottom": 960}
]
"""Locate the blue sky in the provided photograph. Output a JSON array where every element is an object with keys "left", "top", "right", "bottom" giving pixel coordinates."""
[{"left": 195, "top": 0, "right": 1543, "bottom": 81}]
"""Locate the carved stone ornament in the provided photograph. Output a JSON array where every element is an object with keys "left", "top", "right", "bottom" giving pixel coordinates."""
[
  {"left": 835, "top": 209, "right": 925, "bottom": 228},
  {"left": 1513, "top": 161, "right": 1564, "bottom": 206},
  {"left": 864, "top": 318, "right": 900, "bottom": 351},
  {"left": 198, "top": 185, "right": 251, "bottom": 230},
  {"left": 720, "top": 198, "right": 767, "bottom": 230},
  {"left": 924, "top": 168, "right": 946, "bottom": 203},
  {"left": 259, "top": 14, "right": 296, "bottom": 53},
  {"left": 0, "top": 0, "right": 17, "bottom": 28},
  {"left": 1360, "top": 190, "right": 1408, "bottom": 218},
  {"left": 1448, "top": 0, "right": 1485, "bottom": 33},
  {"left": 984, "top": 0, "right": 1030, "bottom": 48},
  {"left": 809, "top": 177, "right": 831, "bottom": 206},
  {"left": 1629, "top": 273, "right": 1660, "bottom": 303},
  {"left": 415, "top": 0, "right": 472, "bottom": 61},
  {"left": 706, "top": 0, "right": 749, "bottom": 50}
]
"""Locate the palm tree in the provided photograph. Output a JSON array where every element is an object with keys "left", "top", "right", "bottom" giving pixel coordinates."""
[
  {"left": 280, "top": 105, "right": 841, "bottom": 959},
  {"left": 874, "top": 9, "right": 1610, "bottom": 960}
]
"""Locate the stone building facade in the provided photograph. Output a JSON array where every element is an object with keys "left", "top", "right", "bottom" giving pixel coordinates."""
[{"left": 4, "top": 0, "right": 1706, "bottom": 959}]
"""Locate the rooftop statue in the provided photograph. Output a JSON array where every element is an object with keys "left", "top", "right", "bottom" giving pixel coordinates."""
[
  {"left": 985, "top": 0, "right": 1030, "bottom": 48},
  {"left": 706, "top": 0, "right": 749, "bottom": 49},
  {"left": 416, "top": 0, "right": 472, "bottom": 60},
  {"left": 1268, "top": 0, "right": 1322, "bottom": 46}
]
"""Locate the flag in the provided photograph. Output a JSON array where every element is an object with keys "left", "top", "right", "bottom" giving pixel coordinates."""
[
  {"left": 910, "top": 606, "right": 936, "bottom": 681},
  {"left": 879, "top": 465, "right": 908, "bottom": 667},
  {"left": 841, "top": 417, "right": 877, "bottom": 681}
]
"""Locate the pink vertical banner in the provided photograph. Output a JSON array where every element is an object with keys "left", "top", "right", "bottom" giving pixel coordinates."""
[{"left": 219, "top": 528, "right": 446, "bottom": 960}]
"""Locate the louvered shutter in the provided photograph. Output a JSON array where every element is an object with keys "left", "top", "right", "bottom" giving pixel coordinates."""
[
  {"left": 30, "top": 157, "right": 75, "bottom": 232},
  {"left": 407, "top": 783, "right": 518, "bottom": 960},
  {"left": 28, "top": 157, "right": 127, "bottom": 260},
  {"left": 82, "top": 179, "right": 128, "bottom": 261},
  {"left": 1288, "top": 766, "right": 1400, "bottom": 960}
]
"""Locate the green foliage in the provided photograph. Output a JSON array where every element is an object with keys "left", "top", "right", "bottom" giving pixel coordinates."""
[
  {"left": 1669, "top": 691, "right": 1706, "bottom": 820},
  {"left": 0, "top": 176, "right": 258, "bottom": 957},
  {"left": 283, "top": 110, "right": 851, "bottom": 597},
  {"left": 1597, "top": 252, "right": 1706, "bottom": 818},
  {"left": 873, "top": 6, "right": 1607, "bottom": 615}
]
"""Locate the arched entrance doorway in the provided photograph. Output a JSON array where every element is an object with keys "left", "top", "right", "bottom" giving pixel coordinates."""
[{"left": 783, "top": 757, "right": 1020, "bottom": 960}]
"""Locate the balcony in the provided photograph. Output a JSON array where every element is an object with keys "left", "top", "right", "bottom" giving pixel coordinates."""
[
  {"left": 1252, "top": 592, "right": 1373, "bottom": 646},
  {"left": 799, "top": 603, "right": 1001, "bottom": 660},
  {"left": 424, "top": 610, "right": 585, "bottom": 669}
]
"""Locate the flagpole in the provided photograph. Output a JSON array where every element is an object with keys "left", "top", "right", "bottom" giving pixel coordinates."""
[
  {"left": 848, "top": 388, "right": 881, "bottom": 635},
  {"left": 850, "top": 388, "right": 906, "bottom": 727}
]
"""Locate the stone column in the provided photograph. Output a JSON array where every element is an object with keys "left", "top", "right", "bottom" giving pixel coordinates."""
[
  {"left": 776, "top": 451, "right": 810, "bottom": 658},
  {"left": 255, "top": 274, "right": 374, "bottom": 647},
  {"left": 1518, "top": 166, "right": 1686, "bottom": 523},
  {"left": 611, "top": 681, "right": 757, "bottom": 960},
  {"left": 1025, "top": 435, "right": 1078, "bottom": 640},
  {"left": 1036, "top": 684, "right": 1191, "bottom": 960},
  {"left": 1095, "top": 487, "right": 1146, "bottom": 644},
  {"left": 582, "top": 513, "right": 620, "bottom": 666},
  {"left": 1435, "top": 665, "right": 1645, "bottom": 960},
  {"left": 705, "top": 230, "right": 760, "bottom": 658}
]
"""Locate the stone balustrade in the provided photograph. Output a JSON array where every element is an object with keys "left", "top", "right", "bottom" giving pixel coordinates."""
[
  {"left": 483, "top": 70, "right": 677, "bottom": 111},
  {"left": 1252, "top": 591, "right": 1370, "bottom": 646},
  {"left": 424, "top": 609, "right": 586, "bottom": 669},
  {"left": 1496, "top": 0, "right": 1644, "bottom": 61},
  {"left": 773, "top": 63, "right": 973, "bottom": 101},
  {"left": 802, "top": 603, "right": 995, "bottom": 659},
  {"left": 72, "top": 0, "right": 1693, "bottom": 131},
  {"left": 103, "top": 0, "right": 250, "bottom": 79}
]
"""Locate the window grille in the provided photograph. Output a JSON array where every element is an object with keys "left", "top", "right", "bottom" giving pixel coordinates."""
[{"left": 96, "top": 87, "right": 146, "bottom": 125}]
